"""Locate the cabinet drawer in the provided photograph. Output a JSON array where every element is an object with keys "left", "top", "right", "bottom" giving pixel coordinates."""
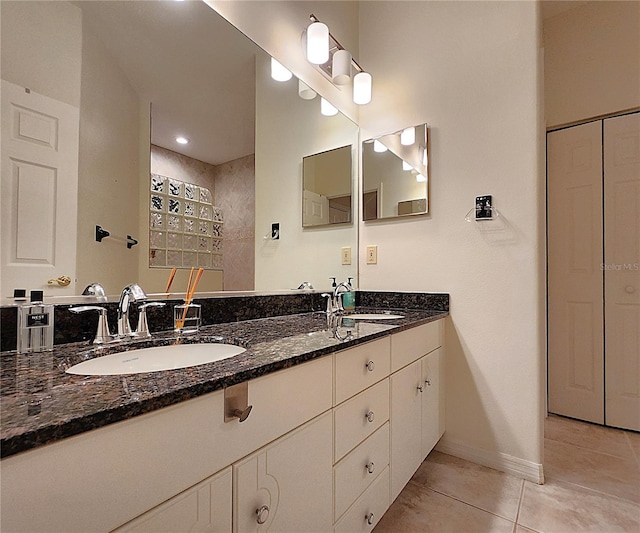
[
  {"left": 334, "top": 337, "right": 391, "bottom": 404},
  {"left": 391, "top": 320, "right": 442, "bottom": 372},
  {"left": 334, "top": 467, "right": 390, "bottom": 533},
  {"left": 334, "top": 422, "right": 390, "bottom": 521},
  {"left": 334, "top": 379, "right": 389, "bottom": 462}
]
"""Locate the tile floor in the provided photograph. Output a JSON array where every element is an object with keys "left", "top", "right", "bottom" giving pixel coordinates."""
[{"left": 375, "top": 414, "right": 640, "bottom": 532}]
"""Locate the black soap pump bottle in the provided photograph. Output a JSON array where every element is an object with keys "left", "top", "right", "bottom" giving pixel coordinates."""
[{"left": 17, "top": 290, "right": 54, "bottom": 353}]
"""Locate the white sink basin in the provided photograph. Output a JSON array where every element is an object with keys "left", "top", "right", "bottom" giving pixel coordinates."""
[
  {"left": 66, "top": 343, "right": 246, "bottom": 376},
  {"left": 345, "top": 313, "right": 404, "bottom": 320}
]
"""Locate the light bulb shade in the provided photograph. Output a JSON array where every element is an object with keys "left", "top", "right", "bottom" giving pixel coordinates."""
[
  {"left": 270, "top": 57, "right": 292, "bottom": 82},
  {"left": 307, "top": 22, "right": 329, "bottom": 64},
  {"left": 416, "top": 173, "right": 427, "bottom": 183},
  {"left": 320, "top": 97, "right": 338, "bottom": 116},
  {"left": 401, "top": 127, "right": 415, "bottom": 146},
  {"left": 298, "top": 79, "right": 317, "bottom": 100},
  {"left": 353, "top": 71, "right": 372, "bottom": 105},
  {"left": 373, "top": 140, "right": 388, "bottom": 153},
  {"left": 332, "top": 49, "right": 352, "bottom": 85},
  {"left": 402, "top": 160, "right": 412, "bottom": 171}
]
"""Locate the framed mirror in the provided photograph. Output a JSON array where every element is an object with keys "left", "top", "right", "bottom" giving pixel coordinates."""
[
  {"left": 0, "top": 0, "right": 358, "bottom": 300},
  {"left": 362, "top": 124, "right": 429, "bottom": 221},
  {"left": 302, "top": 145, "right": 353, "bottom": 227}
]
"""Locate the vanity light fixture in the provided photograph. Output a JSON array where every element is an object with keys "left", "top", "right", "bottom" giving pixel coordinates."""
[
  {"left": 401, "top": 127, "right": 415, "bottom": 146},
  {"left": 305, "top": 14, "right": 372, "bottom": 105},
  {"left": 373, "top": 140, "right": 388, "bottom": 153},
  {"left": 320, "top": 97, "right": 338, "bottom": 116},
  {"left": 298, "top": 79, "right": 317, "bottom": 100},
  {"left": 175, "top": 136, "right": 189, "bottom": 145},
  {"left": 271, "top": 57, "right": 292, "bottom": 82}
]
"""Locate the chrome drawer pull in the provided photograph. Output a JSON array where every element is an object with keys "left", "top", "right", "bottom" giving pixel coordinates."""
[
  {"left": 417, "top": 384, "right": 424, "bottom": 393},
  {"left": 365, "top": 360, "right": 375, "bottom": 372},
  {"left": 425, "top": 378, "right": 432, "bottom": 386},
  {"left": 366, "top": 461, "right": 375, "bottom": 474},
  {"left": 256, "top": 505, "right": 269, "bottom": 524},
  {"left": 365, "top": 512, "right": 375, "bottom": 526},
  {"left": 365, "top": 410, "right": 375, "bottom": 423}
]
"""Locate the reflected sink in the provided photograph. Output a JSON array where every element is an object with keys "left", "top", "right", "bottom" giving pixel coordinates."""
[
  {"left": 345, "top": 313, "right": 404, "bottom": 320},
  {"left": 66, "top": 343, "right": 246, "bottom": 376}
]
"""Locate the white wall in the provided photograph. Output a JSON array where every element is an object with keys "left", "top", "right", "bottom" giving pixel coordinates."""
[
  {"left": 358, "top": 1, "right": 544, "bottom": 475},
  {"left": 544, "top": 1, "right": 640, "bottom": 127},
  {"left": 255, "top": 55, "right": 358, "bottom": 291}
]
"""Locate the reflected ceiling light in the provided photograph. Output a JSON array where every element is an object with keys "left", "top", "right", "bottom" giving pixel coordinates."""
[
  {"left": 298, "top": 79, "right": 317, "bottom": 100},
  {"left": 176, "top": 136, "right": 189, "bottom": 145},
  {"left": 305, "top": 14, "right": 372, "bottom": 105},
  {"left": 401, "top": 127, "right": 415, "bottom": 146},
  {"left": 332, "top": 50, "right": 352, "bottom": 85},
  {"left": 271, "top": 58, "right": 292, "bottom": 82},
  {"left": 307, "top": 21, "right": 329, "bottom": 64},
  {"left": 416, "top": 174, "right": 427, "bottom": 183},
  {"left": 402, "top": 161, "right": 412, "bottom": 171},
  {"left": 353, "top": 72, "right": 372, "bottom": 105},
  {"left": 421, "top": 146, "right": 428, "bottom": 166},
  {"left": 320, "top": 97, "right": 338, "bottom": 116},
  {"left": 373, "top": 140, "right": 388, "bottom": 153}
]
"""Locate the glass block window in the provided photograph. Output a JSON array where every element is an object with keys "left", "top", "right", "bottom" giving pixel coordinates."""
[{"left": 149, "top": 174, "right": 223, "bottom": 270}]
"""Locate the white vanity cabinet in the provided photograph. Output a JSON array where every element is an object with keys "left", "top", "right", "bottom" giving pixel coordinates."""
[{"left": 389, "top": 322, "right": 444, "bottom": 501}]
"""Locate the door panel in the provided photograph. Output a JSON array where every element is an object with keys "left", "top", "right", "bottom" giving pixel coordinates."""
[
  {"left": 548, "top": 121, "right": 604, "bottom": 424},
  {"left": 1, "top": 80, "right": 79, "bottom": 296},
  {"left": 604, "top": 113, "right": 640, "bottom": 431}
]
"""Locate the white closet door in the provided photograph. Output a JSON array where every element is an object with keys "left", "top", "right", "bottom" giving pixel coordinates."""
[
  {"left": 548, "top": 121, "right": 604, "bottom": 424},
  {"left": 604, "top": 113, "right": 640, "bottom": 431},
  {"left": 1, "top": 80, "right": 79, "bottom": 297}
]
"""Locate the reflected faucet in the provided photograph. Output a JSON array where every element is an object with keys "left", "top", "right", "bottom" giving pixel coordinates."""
[
  {"left": 322, "top": 282, "right": 352, "bottom": 316},
  {"left": 118, "top": 283, "right": 147, "bottom": 337}
]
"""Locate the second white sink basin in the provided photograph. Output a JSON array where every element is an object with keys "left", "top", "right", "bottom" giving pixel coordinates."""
[
  {"left": 66, "top": 343, "right": 246, "bottom": 376},
  {"left": 345, "top": 313, "right": 404, "bottom": 320}
]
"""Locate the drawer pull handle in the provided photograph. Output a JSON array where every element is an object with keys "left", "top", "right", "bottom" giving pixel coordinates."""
[
  {"left": 417, "top": 384, "right": 424, "bottom": 393},
  {"left": 256, "top": 505, "right": 269, "bottom": 524},
  {"left": 231, "top": 405, "right": 253, "bottom": 423},
  {"left": 365, "top": 410, "right": 375, "bottom": 423},
  {"left": 366, "top": 461, "right": 375, "bottom": 474},
  {"left": 425, "top": 378, "right": 432, "bottom": 386},
  {"left": 365, "top": 512, "right": 375, "bottom": 526},
  {"left": 365, "top": 360, "right": 375, "bottom": 372}
]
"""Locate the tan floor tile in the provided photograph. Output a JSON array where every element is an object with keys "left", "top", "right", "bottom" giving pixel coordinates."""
[
  {"left": 518, "top": 478, "right": 640, "bottom": 533},
  {"left": 626, "top": 431, "right": 640, "bottom": 464},
  {"left": 374, "top": 481, "right": 515, "bottom": 533},
  {"left": 545, "top": 414, "right": 636, "bottom": 460},
  {"left": 514, "top": 526, "right": 539, "bottom": 533},
  {"left": 411, "top": 451, "right": 523, "bottom": 521},
  {"left": 544, "top": 438, "right": 640, "bottom": 503}
]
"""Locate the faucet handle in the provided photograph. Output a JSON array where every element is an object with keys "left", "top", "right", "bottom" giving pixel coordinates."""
[
  {"left": 69, "top": 306, "right": 114, "bottom": 344},
  {"left": 136, "top": 302, "right": 166, "bottom": 338}
]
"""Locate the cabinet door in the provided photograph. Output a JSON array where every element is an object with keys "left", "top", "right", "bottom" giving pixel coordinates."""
[
  {"left": 116, "top": 467, "right": 232, "bottom": 533},
  {"left": 421, "top": 348, "right": 442, "bottom": 457},
  {"left": 390, "top": 359, "right": 422, "bottom": 501},
  {"left": 234, "top": 412, "right": 333, "bottom": 532}
]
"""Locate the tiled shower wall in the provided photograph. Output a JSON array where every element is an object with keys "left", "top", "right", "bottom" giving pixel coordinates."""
[
  {"left": 214, "top": 154, "right": 255, "bottom": 290},
  {"left": 150, "top": 146, "right": 255, "bottom": 290}
]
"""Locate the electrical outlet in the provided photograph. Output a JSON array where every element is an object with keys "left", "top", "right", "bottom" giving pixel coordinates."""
[
  {"left": 366, "top": 245, "right": 377, "bottom": 265},
  {"left": 475, "top": 195, "right": 493, "bottom": 220},
  {"left": 341, "top": 247, "right": 351, "bottom": 265}
]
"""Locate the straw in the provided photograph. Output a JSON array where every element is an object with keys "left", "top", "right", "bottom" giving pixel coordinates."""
[
  {"left": 164, "top": 268, "right": 177, "bottom": 297},
  {"left": 178, "top": 268, "right": 203, "bottom": 329}
]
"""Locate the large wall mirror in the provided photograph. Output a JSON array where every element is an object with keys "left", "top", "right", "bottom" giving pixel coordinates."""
[
  {"left": 362, "top": 124, "right": 429, "bottom": 221},
  {"left": 0, "top": 0, "right": 358, "bottom": 300}
]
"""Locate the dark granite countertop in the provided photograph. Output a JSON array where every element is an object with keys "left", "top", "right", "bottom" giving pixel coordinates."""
[{"left": 1, "top": 308, "right": 447, "bottom": 458}]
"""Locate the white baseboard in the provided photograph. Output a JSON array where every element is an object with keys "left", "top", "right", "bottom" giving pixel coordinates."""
[{"left": 435, "top": 437, "right": 544, "bottom": 484}]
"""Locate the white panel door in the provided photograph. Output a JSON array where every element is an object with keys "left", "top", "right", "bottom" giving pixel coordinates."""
[
  {"left": 302, "top": 188, "right": 329, "bottom": 226},
  {"left": 604, "top": 113, "right": 640, "bottom": 431},
  {"left": 1, "top": 80, "right": 79, "bottom": 297},
  {"left": 548, "top": 121, "right": 604, "bottom": 424}
]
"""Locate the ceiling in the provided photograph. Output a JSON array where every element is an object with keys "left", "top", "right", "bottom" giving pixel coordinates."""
[{"left": 75, "top": 0, "right": 261, "bottom": 166}]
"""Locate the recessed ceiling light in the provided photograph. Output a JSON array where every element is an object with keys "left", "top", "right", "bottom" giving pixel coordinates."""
[{"left": 176, "top": 136, "right": 189, "bottom": 145}]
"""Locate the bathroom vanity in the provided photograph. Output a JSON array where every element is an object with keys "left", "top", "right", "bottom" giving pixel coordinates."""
[{"left": 0, "top": 295, "right": 446, "bottom": 532}]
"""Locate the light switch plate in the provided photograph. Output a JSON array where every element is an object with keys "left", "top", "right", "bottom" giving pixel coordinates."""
[
  {"left": 341, "top": 247, "right": 352, "bottom": 265},
  {"left": 366, "top": 245, "right": 377, "bottom": 265}
]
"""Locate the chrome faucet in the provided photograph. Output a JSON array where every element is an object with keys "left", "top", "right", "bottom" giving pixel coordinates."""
[
  {"left": 322, "top": 281, "right": 352, "bottom": 316},
  {"left": 118, "top": 283, "right": 147, "bottom": 337}
]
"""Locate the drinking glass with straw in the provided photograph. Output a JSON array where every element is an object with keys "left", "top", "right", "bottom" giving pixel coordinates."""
[{"left": 174, "top": 268, "right": 204, "bottom": 333}]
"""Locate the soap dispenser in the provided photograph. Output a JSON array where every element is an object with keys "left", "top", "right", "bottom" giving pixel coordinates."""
[
  {"left": 342, "top": 278, "right": 356, "bottom": 312},
  {"left": 17, "top": 290, "right": 54, "bottom": 353}
]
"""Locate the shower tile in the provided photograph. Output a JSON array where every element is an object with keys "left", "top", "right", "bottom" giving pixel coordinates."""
[
  {"left": 168, "top": 198, "right": 181, "bottom": 214},
  {"left": 149, "top": 249, "right": 166, "bottom": 267},
  {"left": 183, "top": 218, "right": 196, "bottom": 233},
  {"left": 150, "top": 175, "right": 165, "bottom": 193},
  {"left": 168, "top": 179, "right": 182, "bottom": 197},
  {"left": 183, "top": 251, "right": 197, "bottom": 267},
  {"left": 151, "top": 195, "right": 164, "bottom": 211},
  {"left": 184, "top": 183, "right": 198, "bottom": 200},
  {"left": 184, "top": 201, "right": 196, "bottom": 217},
  {"left": 167, "top": 215, "right": 182, "bottom": 232},
  {"left": 167, "top": 233, "right": 182, "bottom": 250},
  {"left": 166, "top": 250, "right": 182, "bottom": 267},
  {"left": 183, "top": 235, "right": 197, "bottom": 251},
  {"left": 150, "top": 231, "right": 165, "bottom": 248},
  {"left": 150, "top": 212, "right": 164, "bottom": 229}
]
